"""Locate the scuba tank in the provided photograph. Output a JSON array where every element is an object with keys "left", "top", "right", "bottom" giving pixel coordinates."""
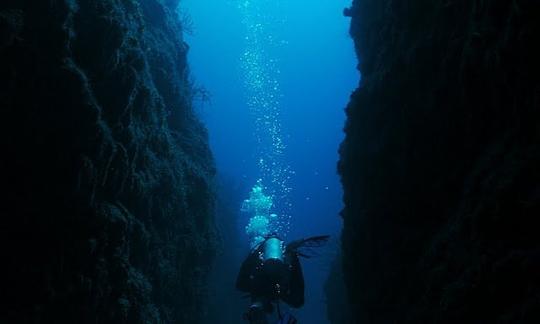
[
  {"left": 258, "top": 237, "right": 288, "bottom": 298},
  {"left": 261, "top": 237, "right": 285, "bottom": 262}
]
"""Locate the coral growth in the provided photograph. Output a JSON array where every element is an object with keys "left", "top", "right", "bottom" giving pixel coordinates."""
[{"left": 0, "top": 0, "right": 217, "bottom": 323}]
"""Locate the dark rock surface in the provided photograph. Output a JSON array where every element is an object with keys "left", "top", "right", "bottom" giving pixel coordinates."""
[
  {"left": 205, "top": 177, "right": 247, "bottom": 323},
  {"left": 335, "top": 0, "right": 540, "bottom": 323},
  {"left": 324, "top": 253, "right": 350, "bottom": 324},
  {"left": 0, "top": 0, "right": 217, "bottom": 323}
]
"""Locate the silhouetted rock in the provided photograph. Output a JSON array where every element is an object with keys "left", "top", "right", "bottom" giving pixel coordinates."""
[
  {"left": 205, "top": 176, "right": 248, "bottom": 323},
  {"left": 0, "top": 1, "right": 217, "bottom": 323},
  {"left": 324, "top": 253, "right": 350, "bottom": 323},
  {"left": 333, "top": 0, "right": 540, "bottom": 323}
]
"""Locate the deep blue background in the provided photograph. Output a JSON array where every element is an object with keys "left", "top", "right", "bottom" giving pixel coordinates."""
[{"left": 183, "top": 0, "right": 358, "bottom": 322}]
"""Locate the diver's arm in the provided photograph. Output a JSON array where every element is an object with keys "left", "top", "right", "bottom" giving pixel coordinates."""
[{"left": 236, "top": 251, "right": 259, "bottom": 292}]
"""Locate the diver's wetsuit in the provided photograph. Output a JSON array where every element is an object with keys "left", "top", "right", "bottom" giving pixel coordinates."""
[{"left": 236, "top": 238, "right": 305, "bottom": 311}]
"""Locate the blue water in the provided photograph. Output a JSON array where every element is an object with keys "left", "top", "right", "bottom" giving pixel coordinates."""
[{"left": 183, "top": 0, "right": 357, "bottom": 322}]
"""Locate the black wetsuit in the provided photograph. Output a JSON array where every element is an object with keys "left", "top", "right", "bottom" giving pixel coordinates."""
[{"left": 236, "top": 240, "right": 305, "bottom": 309}]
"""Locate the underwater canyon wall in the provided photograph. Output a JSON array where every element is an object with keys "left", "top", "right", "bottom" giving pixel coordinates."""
[
  {"left": 205, "top": 177, "right": 247, "bottom": 323},
  {"left": 336, "top": 0, "right": 540, "bottom": 323},
  {"left": 0, "top": 0, "right": 217, "bottom": 323}
]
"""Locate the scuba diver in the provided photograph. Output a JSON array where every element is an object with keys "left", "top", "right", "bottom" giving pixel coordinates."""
[{"left": 236, "top": 234, "right": 330, "bottom": 324}]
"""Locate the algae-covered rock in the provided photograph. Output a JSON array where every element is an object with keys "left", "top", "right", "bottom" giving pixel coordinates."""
[{"left": 0, "top": 1, "right": 217, "bottom": 323}]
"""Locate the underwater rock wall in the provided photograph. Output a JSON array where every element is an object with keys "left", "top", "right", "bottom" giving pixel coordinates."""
[
  {"left": 205, "top": 177, "right": 247, "bottom": 323},
  {"left": 337, "top": 0, "right": 540, "bottom": 323},
  {"left": 0, "top": 0, "right": 217, "bottom": 323}
]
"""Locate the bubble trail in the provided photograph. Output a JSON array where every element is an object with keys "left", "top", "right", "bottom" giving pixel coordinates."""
[{"left": 237, "top": 0, "right": 293, "bottom": 246}]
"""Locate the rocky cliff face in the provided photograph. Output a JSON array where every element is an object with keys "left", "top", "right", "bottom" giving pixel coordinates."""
[
  {"left": 337, "top": 0, "right": 540, "bottom": 323},
  {"left": 205, "top": 177, "right": 247, "bottom": 324},
  {"left": 0, "top": 0, "right": 217, "bottom": 323}
]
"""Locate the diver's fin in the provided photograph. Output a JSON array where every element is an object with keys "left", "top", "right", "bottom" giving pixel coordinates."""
[{"left": 286, "top": 235, "right": 330, "bottom": 258}]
